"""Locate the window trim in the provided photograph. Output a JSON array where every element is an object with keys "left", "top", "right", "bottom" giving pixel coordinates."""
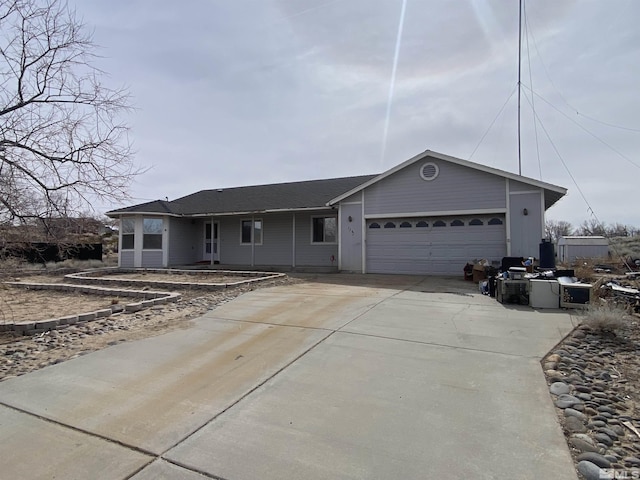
[
  {"left": 311, "top": 215, "right": 337, "bottom": 244},
  {"left": 240, "top": 218, "right": 263, "bottom": 245}
]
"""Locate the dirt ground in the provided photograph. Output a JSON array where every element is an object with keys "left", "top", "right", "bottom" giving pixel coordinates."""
[
  {"left": 0, "top": 273, "right": 298, "bottom": 381},
  {"left": 0, "top": 287, "right": 145, "bottom": 323}
]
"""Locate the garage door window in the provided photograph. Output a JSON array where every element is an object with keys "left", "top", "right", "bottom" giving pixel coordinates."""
[
  {"left": 312, "top": 216, "right": 337, "bottom": 243},
  {"left": 488, "top": 218, "right": 503, "bottom": 225},
  {"left": 416, "top": 221, "right": 428, "bottom": 228},
  {"left": 450, "top": 219, "right": 464, "bottom": 227},
  {"left": 433, "top": 220, "right": 446, "bottom": 227},
  {"left": 369, "top": 222, "right": 381, "bottom": 229},
  {"left": 384, "top": 222, "right": 396, "bottom": 228},
  {"left": 469, "top": 218, "right": 483, "bottom": 226},
  {"left": 399, "top": 221, "right": 412, "bottom": 228}
]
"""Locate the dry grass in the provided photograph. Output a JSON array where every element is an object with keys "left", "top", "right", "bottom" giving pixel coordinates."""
[
  {"left": 610, "top": 236, "right": 640, "bottom": 260},
  {"left": 580, "top": 301, "right": 630, "bottom": 333}
]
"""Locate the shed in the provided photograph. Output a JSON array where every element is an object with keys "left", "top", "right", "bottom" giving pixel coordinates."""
[{"left": 557, "top": 236, "right": 609, "bottom": 263}]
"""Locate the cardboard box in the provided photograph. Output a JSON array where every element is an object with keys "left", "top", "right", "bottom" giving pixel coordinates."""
[{"left": 473, "top": 266, "right": 486, "bottom": 282}]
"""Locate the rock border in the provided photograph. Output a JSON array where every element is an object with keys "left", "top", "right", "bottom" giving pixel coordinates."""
[
  {"left": 543, "top": 323, "right": 640, "bottom": 479},
  {"left": 1, "top": 282, "right": 181, "bottom": 335},
  {"left": 64, "top": 267, "right": 286, "bottom": 290}
]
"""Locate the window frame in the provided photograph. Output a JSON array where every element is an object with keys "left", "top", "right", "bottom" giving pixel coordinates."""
[
  {"left": 311, "top": 215, "right": 337, "bottom": 244},
  {"left": 240, "top": 218, "right": 263, "bottom": 245},
  {"left": 121, "top": 217, "right": 135, "bottom": 250},
  {"left": 142, "top": 217, "right": 163, "bottom": 250}
]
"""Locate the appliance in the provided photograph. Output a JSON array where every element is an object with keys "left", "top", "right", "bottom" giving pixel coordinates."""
[
  {"left": 529, "top": 279, "right": 560, "bottom": 309},
  {"left": 557, "top": 277, "right": 592, "bottom": 309},
  {"left": 496, "top": 278, "right": 529, "bottom": 304},
  {"left": 508, "top": 267, "right": 527, "bottom": 280}
]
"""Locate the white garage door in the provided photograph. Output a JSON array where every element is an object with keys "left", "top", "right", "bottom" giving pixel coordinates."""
[{"left": 366, "top": 215, "right": 506, "bottom": 275}]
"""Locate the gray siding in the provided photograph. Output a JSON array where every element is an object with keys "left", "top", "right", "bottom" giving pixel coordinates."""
[
  {"left": 168, "top": 217, "right": 201, "bottom": 266},
  {"left": 339, "top": 203, "right": 363, "bottom": 272},
  {"left": 295, "top": 211, "right": 338, "bottom": 267},
  {"left": 255, "top": 213, "right": 293, "bottom": 266},
  {"left": 120, "top": 250, "right": 134, "bottom": 268},
  {"left": 218, "top": 216, "right": 251, "bottom": 265},
  {"left": 509, "top": 191, "right": 543, "bottom": 257},
  {"left": 141, "top": 250, "right": 163, "bottom": 268},
  {"left": 211, "top": 212, "right": 336, "bottom": 267},
  {"left": 364, "top": 160, "right": 506, "bottom": 215}
]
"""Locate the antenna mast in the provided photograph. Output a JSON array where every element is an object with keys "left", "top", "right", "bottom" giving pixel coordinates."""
[{"left": 517, "top": 0, "right": 523, "bottom": 175}]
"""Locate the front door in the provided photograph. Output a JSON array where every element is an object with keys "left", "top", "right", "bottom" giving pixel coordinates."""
[{"left": 204, "top": 222, "right": 220, "bottom": 263}]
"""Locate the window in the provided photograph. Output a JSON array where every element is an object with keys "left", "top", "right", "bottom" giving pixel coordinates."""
[
  {"left": 312, "top": 216, "right": 337, "bottom": 243},
  {"left": 241, "top": 219, "right": 262, "bottom": 244},
  {"left": 369, "top": 222, "right": 381, "bottom": 229},
  {"left": 450, "top": 219, "right": 464, "bottom": 227},
  {"left": 121, "top": 218, "right": 135, "bottom": 250},
  {"left": 469, "top": 218, "right": 483, "bottom": 226},
  {"left": 399, "top": 221, "right": 412, "bottom": 228},
  {"left": 384, "top": 222, "right": 396, "bottom": 229},
  {"left": 416, "top": 221, "right": 428, "bottom": 228},
  {"left": 143, "top": 218, "right": 163, "bottom": 249},
  {"left": 433, "top": 220, "right": 446, "bottom": 227},
  {"left": 488, "top": 217, "right": 503, "bottom": 225}
]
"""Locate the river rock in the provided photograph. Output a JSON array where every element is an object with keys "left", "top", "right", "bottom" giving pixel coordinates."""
[{"left": 550, "top": 382, "right": 571, "bottom": 395}]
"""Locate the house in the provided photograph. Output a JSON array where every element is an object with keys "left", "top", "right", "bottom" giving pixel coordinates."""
[
  {"left": 106, "top": 150, "right": 567, "bottom": 275},
  {"left": 557, "top": 236, "right": 609, "bottom": 263}
]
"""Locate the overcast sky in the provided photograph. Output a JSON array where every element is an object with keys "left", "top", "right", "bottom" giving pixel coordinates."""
[{"left": 78, "top": 0, "right": 640, "bottom": 229}]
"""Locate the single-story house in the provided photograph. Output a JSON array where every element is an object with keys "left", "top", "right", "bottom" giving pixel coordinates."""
[
  {"left": 557, "top": 236, "right": 609, "bottom": 263},
  {"left": 106, "top": 150, "right": 567, "bottom": 275}
]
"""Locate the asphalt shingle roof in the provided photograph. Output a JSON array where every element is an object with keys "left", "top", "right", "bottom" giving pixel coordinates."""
[{"left": 107, "top": 175, "right": 378, "bottom": 217}]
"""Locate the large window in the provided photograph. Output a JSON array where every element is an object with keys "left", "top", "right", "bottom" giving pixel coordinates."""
[
  {"left": 312, "top": 216, "right": 337, "bottom": 243},
  {"left": 143, "top": 218, "right": 163, "bottom": 249},
  {"left": 121, "top": 218, "right": 135, "bottom": 250},
  {"left": 241, "top": 219, "right": 262, "bottom": 245}
]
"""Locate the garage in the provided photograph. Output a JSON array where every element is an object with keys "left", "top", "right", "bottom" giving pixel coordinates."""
[{"left": 365, "top": 215, "right": 507, "bottom": 275}]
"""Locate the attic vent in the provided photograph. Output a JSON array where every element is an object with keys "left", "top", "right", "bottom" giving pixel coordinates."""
[{"left": 420, "top": 162, "right": 439, "bottom": 181}]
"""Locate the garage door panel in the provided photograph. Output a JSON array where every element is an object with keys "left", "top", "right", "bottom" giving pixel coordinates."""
[{"left": 366, "top": 216, "right": 506, "bottom": 275}]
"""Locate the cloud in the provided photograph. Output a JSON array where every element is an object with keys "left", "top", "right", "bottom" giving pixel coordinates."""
[{"left": 75, "top": 0, "right": 639, "bottom": 228}]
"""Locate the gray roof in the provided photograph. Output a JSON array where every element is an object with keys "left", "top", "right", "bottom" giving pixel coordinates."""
[{"left": 106, "top": 175, "right": 378, "bottom": 217}]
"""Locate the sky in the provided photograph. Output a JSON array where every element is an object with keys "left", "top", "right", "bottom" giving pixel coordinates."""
[{"left": 77, "top": 0, "right": 640, "bottom": 229}]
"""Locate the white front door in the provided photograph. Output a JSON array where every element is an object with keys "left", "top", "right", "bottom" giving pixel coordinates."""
[{"left": 204, "top": 222, "right": 220, "bottom": 263}]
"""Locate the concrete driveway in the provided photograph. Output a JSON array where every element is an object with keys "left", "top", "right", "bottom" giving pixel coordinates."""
[{"left": 0, "top": 274, "right": 579, "bottom": 479}]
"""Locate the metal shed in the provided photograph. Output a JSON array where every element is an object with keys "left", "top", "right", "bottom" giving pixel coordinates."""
[{"left": 557, "top": 236, "right": 609, "bottom": 263}]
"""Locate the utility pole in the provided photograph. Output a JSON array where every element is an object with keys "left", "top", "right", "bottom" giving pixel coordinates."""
[{"left": 517, "top": 0, "right": 523, "bottom": 175}]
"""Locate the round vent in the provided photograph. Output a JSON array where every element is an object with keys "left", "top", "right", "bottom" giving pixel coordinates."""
[{"left": 419, "top": 162, "right": 439, "bottom": 181}]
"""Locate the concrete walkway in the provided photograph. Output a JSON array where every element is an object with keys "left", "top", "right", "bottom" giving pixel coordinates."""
[{"left": 0, "top": 275, "right": 579, "bottom": 479}]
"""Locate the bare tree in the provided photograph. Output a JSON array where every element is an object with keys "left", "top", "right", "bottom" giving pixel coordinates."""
[
  {"left": 575, "top": 219, "right": 606, "bottom": 236},
  {"left": 0, "top": 0, "right": 138, "bottom": 239},
  {"left": 545, "top": 219, "right": 573, "bottom": 243}
]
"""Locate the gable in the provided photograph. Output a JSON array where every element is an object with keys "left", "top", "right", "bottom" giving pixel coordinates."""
[
  {"left": 363, "top": 158, "right": 507, "bottom": 215},
  {"left": 329, "top": 149, "right": 566, "bottom": 211}
]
